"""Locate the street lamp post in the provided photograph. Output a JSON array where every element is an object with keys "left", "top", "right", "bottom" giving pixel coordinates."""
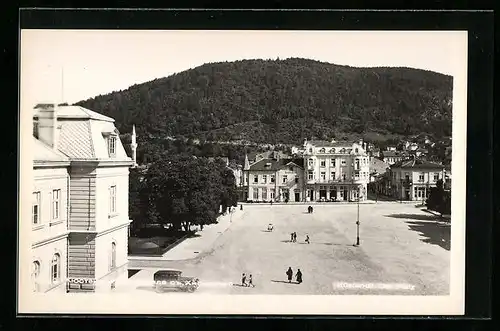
[{"left": 355, "top": 186, "right": 360, "bottom": 246}]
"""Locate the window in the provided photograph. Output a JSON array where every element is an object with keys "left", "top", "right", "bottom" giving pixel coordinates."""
[
  {"left": 262, "top": 175, "right": 267, "bottom": 184},
  {"left": 419, "top": 173, "right": 425, "bottom": 182},
  {"left": 320, "top": 160, "right": 326, "bottom": 167},
  {"left": 331, "top": 171, "right": 336, "bottom": 180},
  {"left": 282, "top": 175, "right": 288, "bottom": 183},
  {"left": 110, "top": 242, "right": 116, "bottom": 270},
  {"left": 270, "top": 189, "right": 275, "bottom": 200},
  {"left": 270, "top": 175, "right": 275, "bottom": 183},
  {"left": 434, "top": 173, "right": 439, "bottom": 181},
  {"left": 32, "top": 192, "right": 41, "bottom": 225},
  {"left": 340, "top": 148, "right": 346, "bottom": 153},
  {"left": 341, "top": 159, "right": 346, "bottom": 166},
  {"left": 32, "top": 261, "right": 40, "bottom": 292},
  {"left": 355, "top": 148, "right": 359, "bottom": 153},
  {"left": 330, "top": 148, "right": 335, "bottom": 153},
  {"left": 319, "top": 148, "right": 325, "bottom": 153},
  {"left": 253, "top": 175, "right": 258, "bottom": 183},
  {"left": 342, "top": 174, "right": 346, "bottom": 181},
  {"left": 108, "top": 135, "right": 117, "bottom": 157},
  {"left": 308, "top": 171, "right": 314, "bottom": 180},
  {"left": 262, "top": 189, "right": 268, "bottom": 200},
  {"left": 51, "top": 254, "right": 60, "bottom": 284},
  {"left": 331, "top": 159, "right": 336, "bottom": 167},
  {"left": 253, "top": 188, "right": 259, "bottom": 200},
  {"left": 308, "top": 159, "right": 314, "bottom": 167},
  {"left": 52, "top": 189, "right": 60, "bottom": 220},
  {"left": 320, "top": 172, "right": 326, "bottom": 181},
  {"left": 309, "top": 148, "right": 312, "bottom": 153},
  {"left": 295, "top": 177, "right": 299, "bottom": 183},
  {"left": 109, "top": 185, "right": 117, "bottom": 214}
]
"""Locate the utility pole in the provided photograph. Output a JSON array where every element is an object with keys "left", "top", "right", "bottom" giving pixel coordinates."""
[{"left": 355, "top": 185, "right": 360, "bottom": 246}]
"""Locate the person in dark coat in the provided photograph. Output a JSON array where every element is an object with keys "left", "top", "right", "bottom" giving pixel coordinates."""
[
  {"left": 242, "top": 273, "right": 247, "bottom": 286},
  {"left": 293, "top": 232, "right": 297, "bottom": 242},
  {"left": 290, "top": 233, "right": 294, "bottom": 242},
  {"left": 296, "top": 269, "right": 303, "bottom": 284},
  {"left": 240, "top": 204, "right": 243, "bottom": 210},
  {"left": 286, "top": 267, "right": 293, "bottom": 283}
]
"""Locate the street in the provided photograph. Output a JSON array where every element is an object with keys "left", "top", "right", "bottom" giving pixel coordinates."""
[{"left": 127, "top": 202, "right": 450, "bottom": 295}]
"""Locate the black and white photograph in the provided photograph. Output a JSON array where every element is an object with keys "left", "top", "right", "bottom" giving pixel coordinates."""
[{"left": 19, "top": 28, "right": 467, "bottom": 315}]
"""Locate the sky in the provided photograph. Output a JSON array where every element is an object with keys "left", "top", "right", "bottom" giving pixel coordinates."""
[{"left": 20, "top": 30, "right": 467, "bottom": 109}]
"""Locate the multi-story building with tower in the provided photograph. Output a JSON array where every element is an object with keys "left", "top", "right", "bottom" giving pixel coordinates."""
[{"left": 31, "top": 103, "right": 135, "bottom": 293}]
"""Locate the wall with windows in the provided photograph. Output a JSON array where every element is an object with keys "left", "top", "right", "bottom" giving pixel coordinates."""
[
  {"left": 94, "top": 226, "right": 129, "bottom": 291},
  {"left": 247, "top": 170, "right": 277, "bottom": 201},
  {"left": 31, "top": 237, "right": 67, "bottom": 293},
  {"left": 94, "top": 166, "right": 130, "bottom": 233},
  {"left": 32, "top": 166, "right": 69, "bottom": 245}
]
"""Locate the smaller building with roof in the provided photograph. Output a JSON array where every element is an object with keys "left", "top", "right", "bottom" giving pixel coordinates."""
[{"left": 387, "top": 158, "right": 446, "bottom": 201}]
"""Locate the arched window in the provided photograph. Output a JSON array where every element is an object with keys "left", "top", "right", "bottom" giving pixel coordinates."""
[
  {"left": 319, "top": 148, "right": 325, "bottom": 153},
  {"left": 32, "top": 261, "right": 40, "bottom": 292},
  {"left": 111, "top": 242, "right": 116, "bottom": 270},
  {"left": 340, "top": 148, "right": 346, "bottom": 153},
  {"left": 51, "top": 254, "right": 60, "bottom": 284},
  {"left": 330, "top": 148, "right": 335, "bottom": 153}
]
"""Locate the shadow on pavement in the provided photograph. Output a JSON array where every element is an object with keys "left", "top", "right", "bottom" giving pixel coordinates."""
[
  {"left": 406, "top": 221, "right": 450, "bottom": 251},
  {"left": 385, "top": 213, "right": 441, "bottom": 221},
  {"left": 260, "top": 230, "right": 272, "bottom": 233},
  {"left": 271, "top": 280, "right": 300, "bottom": 284}
]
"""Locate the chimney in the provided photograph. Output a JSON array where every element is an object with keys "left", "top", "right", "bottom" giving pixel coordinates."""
[{"left": 36, "top": 103, "right": 59, "bottom": 150}]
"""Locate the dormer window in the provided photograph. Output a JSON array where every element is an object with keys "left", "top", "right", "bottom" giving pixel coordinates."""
[
  {"left": 108, "top": 135, "right": 117, "bottom": 157},
  {"left": 330, "top": 148, "right": 335, "bottom": 153},
  {"left": 319, "top": 148, "right": 325, "bottom": 153}
]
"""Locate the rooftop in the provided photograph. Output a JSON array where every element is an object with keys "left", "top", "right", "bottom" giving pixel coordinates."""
[
  {"left": 390, "top": 158, "right": 444, "bottom": 170},
  {"left": 34, "top": 104, "right": 114, "bottom": 122},
  {"left": 305, "top": 140, "right": 358, "bottom": 147},
  {"left": 33, "top": 136, "right": 69, "bottom": 162},
  {"left": 249, "top": 158, "right": 304, "bottom": 171}
]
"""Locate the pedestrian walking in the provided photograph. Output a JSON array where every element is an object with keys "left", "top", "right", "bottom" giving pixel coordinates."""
[
  {"left": 293, "top": 232, "right": 297, "bottom": 242},
  {"left": 286, "top": 267, "right": 293, "bottom": 283},
  {"left": 296, "top": 269, "right": 303, "bottom": 284},
  {"left": 248, "top": 274, "right": 255, "bottom": 287},
  {"left": 240, "top": 204, "right": 243, "bottom": 210},
  {"left": 290, "top": 232, "right": 294, "bottom": 242},
  {"left": 242, "top": 273, "right": 247, "bottom": 286},
  {"left": 305, "top": 235, "right": 310, "bottom": 244}
]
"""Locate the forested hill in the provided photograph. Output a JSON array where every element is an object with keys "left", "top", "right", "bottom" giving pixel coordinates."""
[{"left": 75, "top": 58, "right": 453, "bottom": 145}]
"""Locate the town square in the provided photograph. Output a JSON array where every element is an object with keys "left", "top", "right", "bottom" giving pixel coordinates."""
[{"left": 126, "top": 202, "right": 450, "bottom": 296}]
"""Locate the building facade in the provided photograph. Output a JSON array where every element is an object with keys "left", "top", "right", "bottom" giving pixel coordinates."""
[
  {"left": 302, "top": 140, "right": 370, "bottom": 201},
  {"left": 387, "top": 158, "right": 445, "bottom": 201},
  {"left": 244, "top": 152, "right": 305, "bottom": 202},
  {"left": 32, "top": 104, "right": 134, "bottom": 293}
]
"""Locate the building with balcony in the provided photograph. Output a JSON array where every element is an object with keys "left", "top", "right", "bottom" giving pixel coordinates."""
[
  {"left": 243, "top": 151, "right": 304, "bottom": 202},
  {"left": 388, "top": 158, "right": 445, "bottom": 201},
  {"left": 31, "top": 104, "right": 135, "bottom": 293},
  {"left": 302, "top": 139, "right": 370, "bottom": 202}
]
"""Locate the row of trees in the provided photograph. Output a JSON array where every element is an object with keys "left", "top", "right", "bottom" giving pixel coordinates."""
[
  {"left": 129, "top": 155, "right": 239, "bottom": 235},
  {"left": 426, "top": 179, "right": 451, "bottom": 218}
]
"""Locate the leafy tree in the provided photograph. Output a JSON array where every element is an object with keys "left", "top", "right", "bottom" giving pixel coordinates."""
[{"left": 426, "top": 179, "right": 447, "bottom": 217}]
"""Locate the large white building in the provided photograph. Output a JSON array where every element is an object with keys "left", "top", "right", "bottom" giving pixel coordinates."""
[
  {"left": 302, "top": 140, "right": 370, "bottom": 201},
  {"left": 31, "top": 104, "right": 135, "bottom": 293},
  {"left": 243, "top": 140, "right": 371, "bottom": 202}
]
